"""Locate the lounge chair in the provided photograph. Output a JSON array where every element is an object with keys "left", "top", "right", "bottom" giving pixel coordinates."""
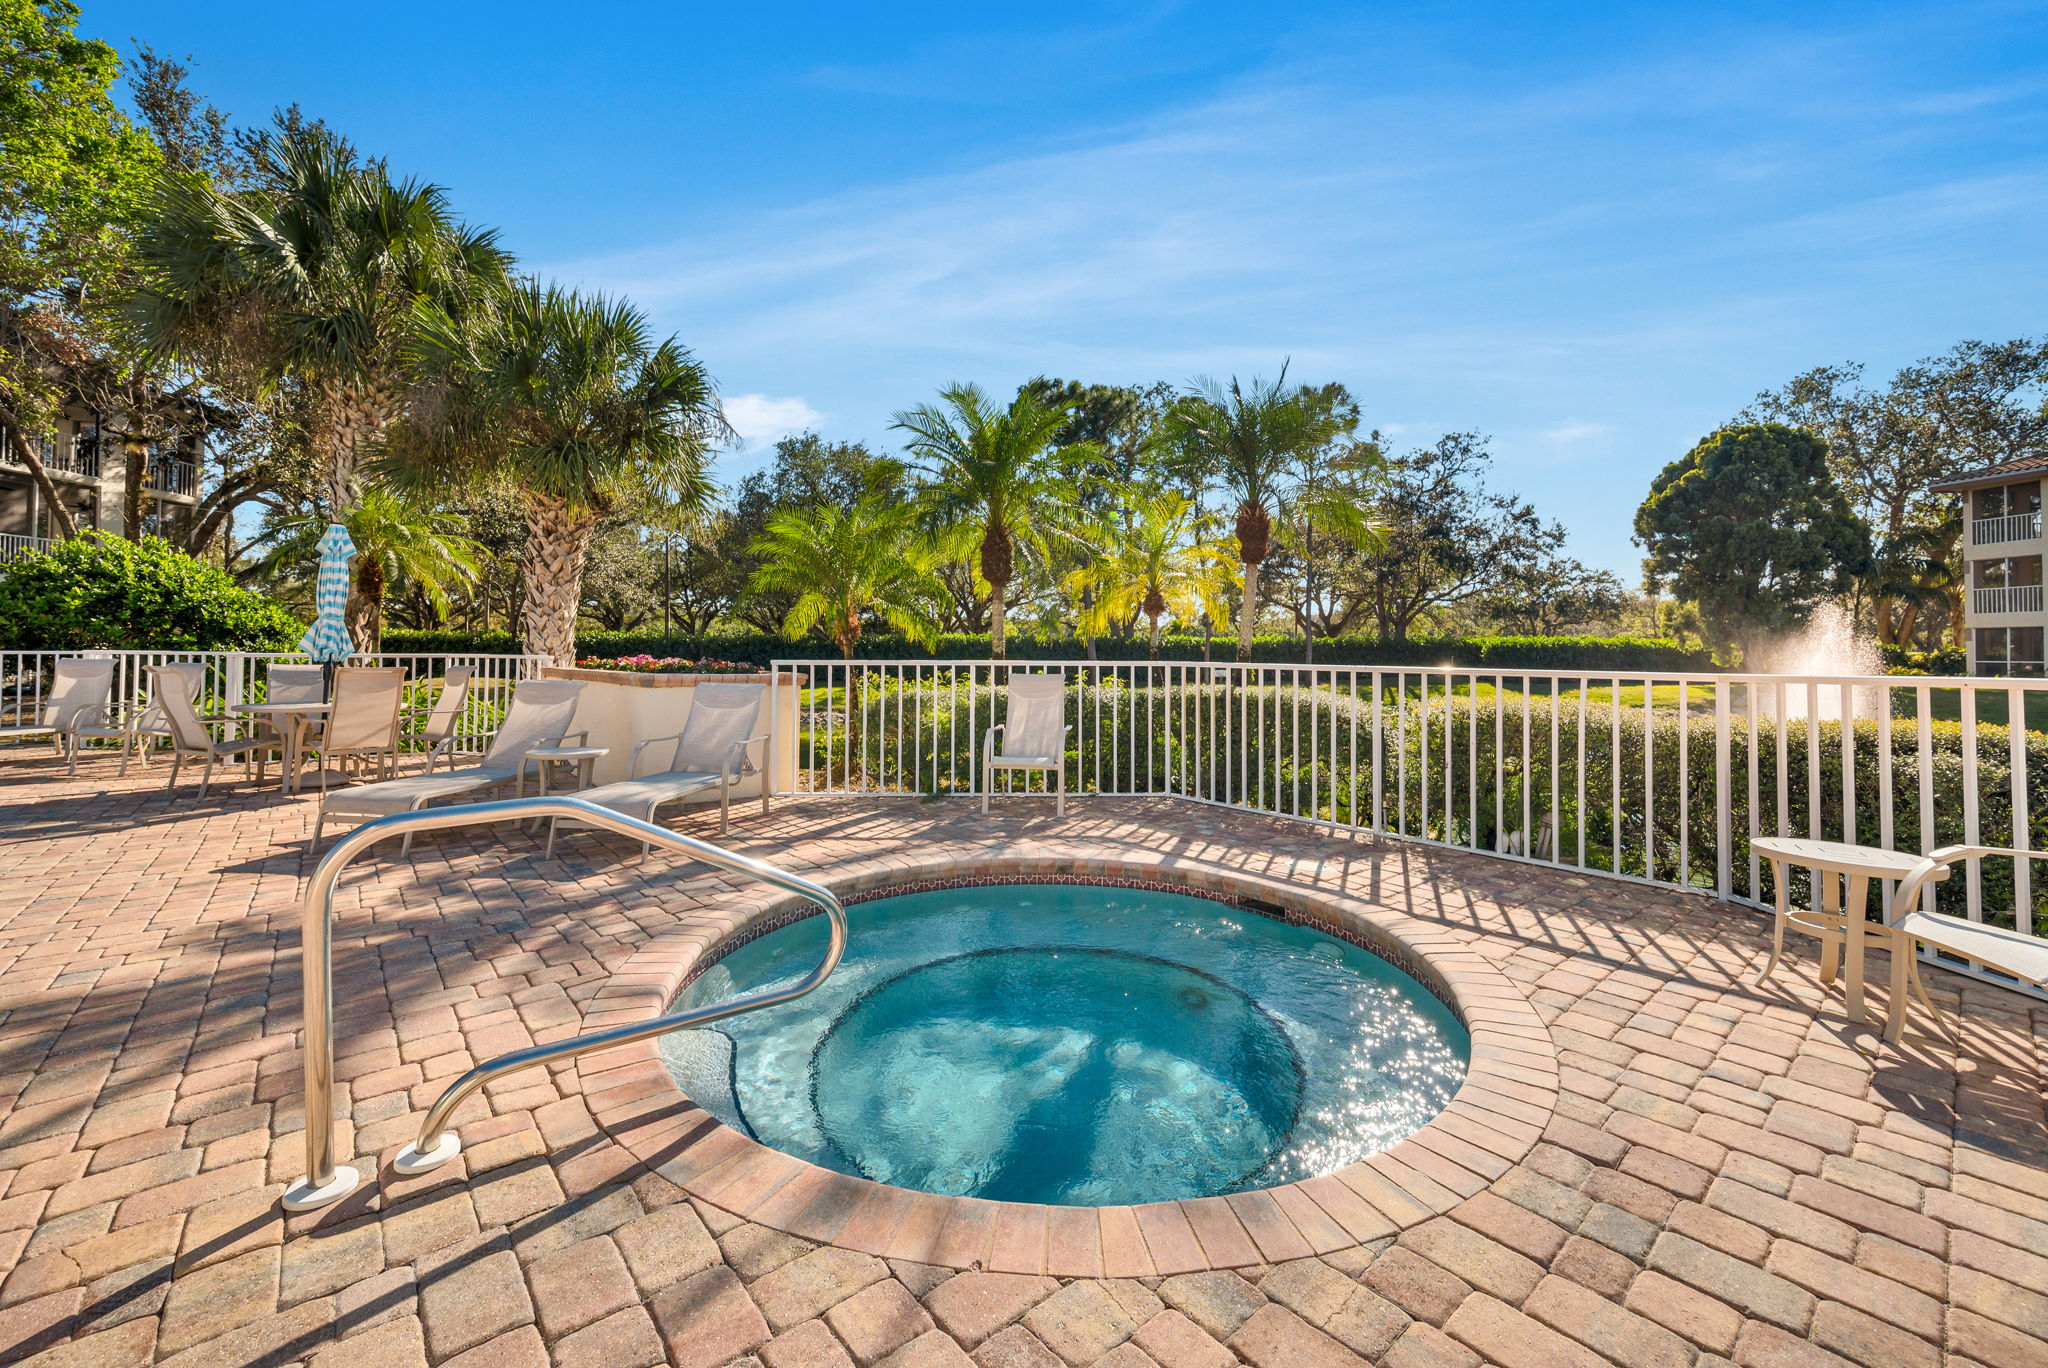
[
  {"left": 545, "top": 681, "right": 769, "bottom": 860},
  {"left": 297, "top": 667, "right": 407, "bottom": 782},
  {"left": 405, "top": 666, "right": 474, "bottom": 771},
  {"left": 1883, "top": 846, "right": 2048, "bottom": 1044},
  {"left": 980, "top": 672, "right": 1071, "bottom": 816},
  {"left": 312, "top": 678, "right": 586, "bottom": 854},
  {"left": 149, "top": 665, "right": 280, "bottom": 799},
  {"left": 118, "top": 661, "right": 215, "bottom": 773},
  {"left": 0, "top": 657, "right": 116, "bottom": 772}
]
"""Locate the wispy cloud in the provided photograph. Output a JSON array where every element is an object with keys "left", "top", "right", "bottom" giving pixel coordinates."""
[{"left": 720, "top": 394, "right": 823, "bottom": 450}]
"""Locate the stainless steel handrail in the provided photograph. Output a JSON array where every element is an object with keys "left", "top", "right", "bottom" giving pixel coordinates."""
[{"left": 281, "top": 795, "right": 847, "bottom": 1211}]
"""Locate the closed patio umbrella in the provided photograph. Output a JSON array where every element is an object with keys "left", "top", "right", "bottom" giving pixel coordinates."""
[
  {"left": 297, "top": 523, "right": 358, "bottom": 668},
  {"left": 294, "top": 523, "right": 357, "bottom": 789}
]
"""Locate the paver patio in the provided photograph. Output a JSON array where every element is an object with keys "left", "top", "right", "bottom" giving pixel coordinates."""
[{"left": 0, "top": 751, "right": 2044, "bottom": 1368}]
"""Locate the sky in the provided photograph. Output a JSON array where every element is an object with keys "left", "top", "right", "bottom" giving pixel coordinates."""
[{"left": 89, "top": 1, "right": 2048, "bottom": 578}]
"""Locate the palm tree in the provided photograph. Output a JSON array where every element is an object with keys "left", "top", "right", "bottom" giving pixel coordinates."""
[
  {"left": 748, "top": 496, "right": 942, "bottom": 658},
  {"left": 1072, "top": 491, "right": 1236, "bottom": 659},
  {"left": 257, "top": 489, "right": 480, "bottom": 652},
  {"left": 1165, "top": 370, "right": 1356, "bottom": 661},
  {"left": 128, "top": 120, "right": 509, "bottom": 516},
  {"left": 892, "top": 384, "right": 1083, "bottom": 659},
  {"left": 389, "top": 281, "right": 726, "bottom": 664}
]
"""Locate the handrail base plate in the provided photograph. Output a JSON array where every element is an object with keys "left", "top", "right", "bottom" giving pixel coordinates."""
[
  {"left": 394, "top": 1135, "right": 462, "bottom": 1175},
  {"left": 281, "top": 1166, "right": 361, "bottom": 1211}
]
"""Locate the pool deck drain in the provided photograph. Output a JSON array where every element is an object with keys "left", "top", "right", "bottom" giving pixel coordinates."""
[{"left": 0, "top": 760, "right": 2044, "bottom": 1367}]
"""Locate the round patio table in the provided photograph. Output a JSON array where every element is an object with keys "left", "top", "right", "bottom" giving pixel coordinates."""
[{"left": 229, "top": 701, "right": 334, "bottom": 794}]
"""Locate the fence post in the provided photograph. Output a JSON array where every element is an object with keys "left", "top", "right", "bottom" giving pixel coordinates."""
[{"left": 1715, "top": 676, "right": 1731, "bottom": 900}]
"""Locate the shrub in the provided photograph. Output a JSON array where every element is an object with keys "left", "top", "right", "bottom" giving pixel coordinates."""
[
  {"left": 380, "top": 628, "right": 1715, "bottom": 673},
  {"left": 0, "top": 533, "right": 303, "bottom": 651}
]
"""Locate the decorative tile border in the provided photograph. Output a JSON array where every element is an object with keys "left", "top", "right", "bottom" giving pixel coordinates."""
[{"left": 576, "top": 847, "right": 1561, "bottom": 1276}]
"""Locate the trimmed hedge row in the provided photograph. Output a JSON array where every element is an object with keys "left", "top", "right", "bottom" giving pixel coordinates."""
[{"left": 379, "top": 628, "right": 1714, "bottom": 672}]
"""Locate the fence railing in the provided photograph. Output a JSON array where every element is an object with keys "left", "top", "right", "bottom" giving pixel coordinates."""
[
  {"left": 1973, "top": 511, "right": 2042, "bottom": 546},
  {"left": 0, "top": 649, "right": 549, "bottom": 749},
  {"left": 1972, "top": 583, "right": 2046, "bottom": 616},
  {"left": 0, "top": 533, "right": 53, "bottom": 564},
  {"left": 774, "top": 658, "right": 2048, "bottom": 1000}
]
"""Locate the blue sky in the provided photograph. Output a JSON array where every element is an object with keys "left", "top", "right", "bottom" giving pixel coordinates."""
[{"left": 93, "top": 1, "right": 2048, "bottom": 577}]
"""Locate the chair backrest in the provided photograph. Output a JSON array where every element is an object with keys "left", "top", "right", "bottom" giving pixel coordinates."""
[
  {"left": 44, "top": 658, "right": 115, "bottom": 730},
  {"left": 148, "top": 665, "right": 216, "bottom": 752},
  {"left": 266, "top": 664, "right": 327, "bottom": 706},
  {"left": 419, "top": 667, "right": 475, "bottom": 744},
  {"left": 670, "top": 683, "right": 767, "bottom": 773},
  {"left": 1000, "top": 673, "right": 1066, "bottom": 758},
  {"left": 480, "top": 680, "right": 586, "bottom": 768},
  {"left": 323, "top": 667, "right": 407, "bottom": 752},
  {"left": 133, "top": 661, "right": 207, "bottom": 735}
]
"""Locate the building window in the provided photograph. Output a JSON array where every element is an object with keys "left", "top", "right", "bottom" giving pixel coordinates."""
[
  {"left": 1978, "top": 626, "right": 2045, "bottom": 677},
  {"left": 1974, "top": 555, "right": 2044, "bottom": 587},
  {"left": 1975, "top": 480, "right": 2044, "bottom": 520}
]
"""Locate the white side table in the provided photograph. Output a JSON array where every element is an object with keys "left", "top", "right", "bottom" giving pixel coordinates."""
[
  {"left": 1752, "top": 836, "right": 1928, "bottom": 1024},
  {"left": 523, "top": 744, "right": 610, "bottom": 798}
]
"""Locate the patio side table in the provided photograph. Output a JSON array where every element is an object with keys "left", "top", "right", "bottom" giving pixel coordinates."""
[
  {"left": 523, "top": 744, "right": 609, "bottom": 798},
  {"left": 1752, "top": 835, "right": 1930, "bottom": 1024}
]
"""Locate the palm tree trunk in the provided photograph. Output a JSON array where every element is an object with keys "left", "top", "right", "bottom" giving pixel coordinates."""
[
  {"left": 989, "top": 585, "right": 1007, "bottom": 660},
  {"left": 520, "top": 494, "right": 601, "bottom": 665},
  {"left": 1237, "top": 559, "right": 1260, "bottom": 663},
  {"left": 121, "top": 437, "right": 148, "bottom": 539},
  {"left": 1147, "top": 613, "right": 1162, "bottom": 660},
  {"left": 317, "top": 379, "right": 391, "bottom": 516}
]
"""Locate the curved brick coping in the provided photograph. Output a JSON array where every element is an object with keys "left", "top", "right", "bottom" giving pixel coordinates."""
[{"left": 573, "top": 853, "right": 1560, "bottom": 1275}]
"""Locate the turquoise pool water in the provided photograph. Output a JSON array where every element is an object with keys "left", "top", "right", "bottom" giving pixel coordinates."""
[{"left": 660, "top": 883, "right": 1468, "bottom": 1206}]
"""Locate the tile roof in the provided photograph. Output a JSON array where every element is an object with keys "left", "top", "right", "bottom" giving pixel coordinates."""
[{"left": 1932, "top": 451, "right": 2048, "bottom": 491}]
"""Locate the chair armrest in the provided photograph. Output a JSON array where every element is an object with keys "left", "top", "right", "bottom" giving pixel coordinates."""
[
  {"left": 722, "top": 733, "right": 772, "bottom": 776},
  {"left": 630, "top": 732, "right": 685, "bottom": 778},
  {"left": 1889, "top": 844, "right": 2048, "bottom": 920}
]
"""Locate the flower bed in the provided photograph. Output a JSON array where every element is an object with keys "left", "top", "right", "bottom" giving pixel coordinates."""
[{"left": 572, "top": 654, "right": 759, "bottom": 674}]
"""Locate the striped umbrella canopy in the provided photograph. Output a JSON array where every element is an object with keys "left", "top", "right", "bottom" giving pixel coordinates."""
[{"left": 296, "top": 523, "right": 358, "bottom": 663}]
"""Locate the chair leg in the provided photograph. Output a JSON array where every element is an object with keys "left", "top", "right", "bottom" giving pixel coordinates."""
[
  {"left": 167, "top": 752, "right": 182, "bottom": 794},
  {"left": 118, "top": 734, "right": 132, "bottom": 777},
  {"left": 198, "top": 755, "right": 215, "bottom": 801},
  {"left": 1056, "top": 764, "right": 1066, "bottom": 818},
  {"left": 720, "top": 784, "right": 731, "bottom": 835},
  {"left": 311, "top": 813, "right": 326, "bottom": 851},
  {"left": 544, "top": 819, "right": 559, "bottom": 859},
  {"left": 64, "top": 734, "right": 79, "bottom": 777}
]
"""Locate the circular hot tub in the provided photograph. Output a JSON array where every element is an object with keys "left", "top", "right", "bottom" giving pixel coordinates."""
[{"left": 660, "top": 881, "right": 1469, "bottom": 1206}]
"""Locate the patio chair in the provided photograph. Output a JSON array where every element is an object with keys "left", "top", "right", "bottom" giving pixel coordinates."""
[
  {"left": 0, "top": 657, "right": 116, "bottom": 772},
  {"left": 1882, "top": 846, "right": 2048, "bottom": 1044},
  {"left": 544, "top": 682, "right": 770, "bottom": 860},
  {"left": 406, "top": 667, "right": 474, "bottom": 771},
  {"left": 119, "top": 661, "right": 212, "bottom": 773},
  {"left": 311, "top": 678, "right": 586, "bottom": 855},
  {"left": 297, "top": 667, "right": 407, "bottom": 782},
  {"left": 980, "top": 672, "right": 1071, "bottom": 816},
  {"left": 149, "top": 664, "right": 278, "bottom": 799}
]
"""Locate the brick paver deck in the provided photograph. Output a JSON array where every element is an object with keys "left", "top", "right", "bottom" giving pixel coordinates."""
[{"left": 1, "top": 751, "right": 2044, "bottom": 1368}]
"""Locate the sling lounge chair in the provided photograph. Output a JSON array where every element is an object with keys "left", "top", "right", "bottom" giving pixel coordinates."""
[
  {"left": 297, "top": 667, "right": 407, "bottom": 782},
  {"left": 1883, "top": 846, "right": 2048, "bottom": 1044},
  {"left": 149, "top": 664, "right": 278, "bottom": 799},
  {"left": 312, "top": 678, "right": 586, "bottom": 854},
  {"left": 405, "top": 667, "right": 474, "bottom": 771},
  {"left": 980, "top": 672, "right": 1071, "bottom": 816},
  {"left": 545, "top": 681, "right": 770, "bottom": 860},
  {"left": 0, "top": 657, "right": 116, "bottom": 773}
]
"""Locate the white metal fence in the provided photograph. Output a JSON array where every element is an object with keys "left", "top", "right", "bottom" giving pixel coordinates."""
[
  {"left": 0, "top": 649, "right": 548, "bottom": 753},
  {"left": 773, "top": 658, "right": 2048, "bottom": 998}
]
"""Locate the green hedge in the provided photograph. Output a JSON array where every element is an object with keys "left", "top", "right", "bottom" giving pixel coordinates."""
[
  {"left": 378, "top": 628, "right": 1714, "bottom": 672},
  {"left": 0, "top": 533, "right": 302, "bottom": 651}
]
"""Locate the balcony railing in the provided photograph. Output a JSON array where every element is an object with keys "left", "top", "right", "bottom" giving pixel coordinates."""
[
  {"left": 8, "top": 435, "right": 99, "bottom": 479},
  {"left": 0, "top": 533, "right": 53, "bottom": 564},
  {"left": 1973, "top": 584, "right": 2046, "bottom": 615},
  {"left": 147, "top": 457, "right": 199, "bottom": 496},
  {"left": 1974, "top": 512, "right": 2042, "bottom": 545}
]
